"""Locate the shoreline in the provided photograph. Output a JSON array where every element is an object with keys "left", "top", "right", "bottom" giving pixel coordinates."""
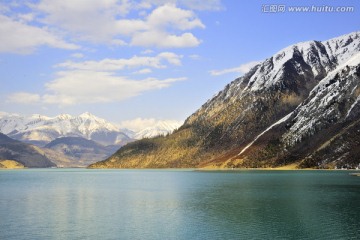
[{"left": 2, "top": 164, "right": 360, "bottom": 171}]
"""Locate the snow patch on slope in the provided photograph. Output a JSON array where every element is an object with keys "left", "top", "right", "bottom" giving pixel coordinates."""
[{"left": 238, "top": 113, "right": 292, "bottom": 156}]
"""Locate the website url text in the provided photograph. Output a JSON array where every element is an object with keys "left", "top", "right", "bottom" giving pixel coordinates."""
[{"left": 262, "top": 5, "right": 354, "bottom": 13}]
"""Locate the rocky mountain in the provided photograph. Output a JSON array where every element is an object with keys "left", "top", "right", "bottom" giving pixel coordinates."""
[
  {"left": 0, "top": 112, "right": 131, "bottom": 146},
  {"left": 44, "top": 137, "right": 118, "bottom": 167},
  {"left": 0, "top": 133, "right": 56, "bottom": 168},
  {"left": 0, "top": 112, "right": 181, "bottom": 167},
  {"left": 90, "top": 31, "right": 360, "bottom": 169},
  {"left": 0, "top": 112, "right": 180, "bottom": 145}
]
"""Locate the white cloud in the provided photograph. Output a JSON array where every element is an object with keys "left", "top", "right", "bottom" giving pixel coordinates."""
[
  {"left": 137, "top": 0, "right": 224, "bottom": 11},
  {"left": 43, "top": 71, "right": 186, "bottom": 105},
  {"left": 35, "top": 0, "right": 131, "bottom": 43},
  {"left": 0, "top": 14, "right": 79, "bottom": 54},
  {"left": 129, "top": 4, "right": 204, "bottom": 48},
  {"left": 7, "top": 92, "right": 41, "bottom": 104},
  {"left": 157, "top": 52, "right": 182, "bottom": 65},
  {"left": 34, "top": 1, "right": 205, "bottom": 48},
  {"left": 17, "top": 13, "right": 35, "bottom": 22},
  {"left": 7, "top": 50, "right": 186, "bottom": 107},
  {"left": 8, "top": 71, "right": 186, "bottom": 106},
  {"left": 131, "top": 31, "right": 201, "bottom": 48},
  {"left": 210, "top": 61, "right": 261, "bottom": 76},
  {"left": 57, "top": 52, "right": 182, "bottom": 71},
  {"left": 146, "top": 4, "right": 205, "bottom": 30}
]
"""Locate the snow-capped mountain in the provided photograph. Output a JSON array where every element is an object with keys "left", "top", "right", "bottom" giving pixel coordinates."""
[
  {"left": 0, "top": 112, "right": 182, "bottom": 147},
  {"left": 90, "top": 31, "right": 360, "bottom": 169},
  {"left": 133, "top": 120, "right": 182, "bottom": 139},
  {"left": 0, "top": 112, "right": 131, "bottom": 146}
]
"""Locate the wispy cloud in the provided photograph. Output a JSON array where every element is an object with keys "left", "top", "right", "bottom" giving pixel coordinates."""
[
  {"left": 56, "top": 52, "right": 182, "bottom": 71},
  {"left": 138, "top": 0, "right": 224, "bottom": 11},
  {"left": 7, "top": 48, "right": 186, "bottom": 106},
  {"left": 210, "top": 61, "right": 261, "bottom": 76},
  {"left": 44, "top": 71, "right": 186, "bottom": 105},
  {"left": 8, "top": 71, "right": 186, "bottom": 106},
  {"left": 0, "top": 14, "right": 78, "bottom": 54},
  {"left": 6, "top": 92, "right": 41, "bottom": 104}
]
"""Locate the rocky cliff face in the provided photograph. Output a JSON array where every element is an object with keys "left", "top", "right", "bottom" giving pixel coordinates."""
[{"left": 90, "top": 31, "right": 360, "bottom": 169}]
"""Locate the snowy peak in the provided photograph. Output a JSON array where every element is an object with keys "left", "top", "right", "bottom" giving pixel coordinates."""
[
  {"left": 79, "top": 112, "right": 94, "bottom": 118},
  {"left": 30, "top": 114, "right": 51, "bottom": 120},
  {"left": 246, "top": 32, "right": 360, "bottom": 93},
  {"left": 0, "top": 112, "right": 129, "bottom": 146},
  {"left": 189, "top": 32, "right": 360, "bottom": 125},
  {"left": 0, "top": 112, "right": 181, "bottom": 146},
  {"left": 133, "top": 120, "right": 182, "bottom": 139},
  {"left": 323, "top": 31, "right": 360, "bottom": 65},
  {"left": 56, "top": 114, "right": 72, "bottom": 120},
  {"left": 77, "top": 112, "right": 106, "bottom": 123}
]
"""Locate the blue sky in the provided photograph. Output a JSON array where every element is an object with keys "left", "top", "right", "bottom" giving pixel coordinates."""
[{"left": 0, "top": 0, "right": 359, "bottom": 129}]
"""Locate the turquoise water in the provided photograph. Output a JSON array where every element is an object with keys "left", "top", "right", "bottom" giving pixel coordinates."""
[{"left": 0, "top": 169, "right": 359, "bottom": 240}]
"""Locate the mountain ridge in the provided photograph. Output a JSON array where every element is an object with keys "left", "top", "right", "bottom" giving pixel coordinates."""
[
  {"left": 0, "top": 112, "right": 181, "bottom": 146},
  {"left": 89, "top": 31, "right": 360, "bottom": 169},
  {"left": 0, "top": 112, "right": 182, "bottom": 167},
  {"left": 0, "top": 132, "right": 56, "bottom": 168},
  {"left": 44, "top": 137, "right": 119, "bottom": 167},
  {"left": 0, "top": 112, "right": 130, "bottom": 146}
]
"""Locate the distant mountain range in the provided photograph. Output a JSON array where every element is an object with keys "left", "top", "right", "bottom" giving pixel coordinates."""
[
  {"left": 0, "top": 112, "right": 181, "bottom": 167},
  {"left": 44, "top": 137, "right": 119, "bottom": 167},
  {"left": 90, "top": 31, "right": 360, "bottom": 169},
  {"left": 0, "top": 112, "right": 131, "bottom": 146},
  {"left": 0, "top": 112, "right": 181, "bottom": 146},
  {"left": 0, "top": 132, "right": 55, "bottom": 168}
]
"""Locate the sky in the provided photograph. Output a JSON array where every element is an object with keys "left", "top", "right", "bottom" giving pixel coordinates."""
[{"left": 0, "top": 0, "right": 359, "bottom": 129}]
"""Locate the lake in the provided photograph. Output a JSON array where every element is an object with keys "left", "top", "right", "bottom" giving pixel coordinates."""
[{"left": 0, "top": 169, "right": 359, "bottom": 239}]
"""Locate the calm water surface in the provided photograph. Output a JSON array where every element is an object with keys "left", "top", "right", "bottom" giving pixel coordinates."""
[{"left": 0, "top": 169, "right": 359, "bottom": 240}]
